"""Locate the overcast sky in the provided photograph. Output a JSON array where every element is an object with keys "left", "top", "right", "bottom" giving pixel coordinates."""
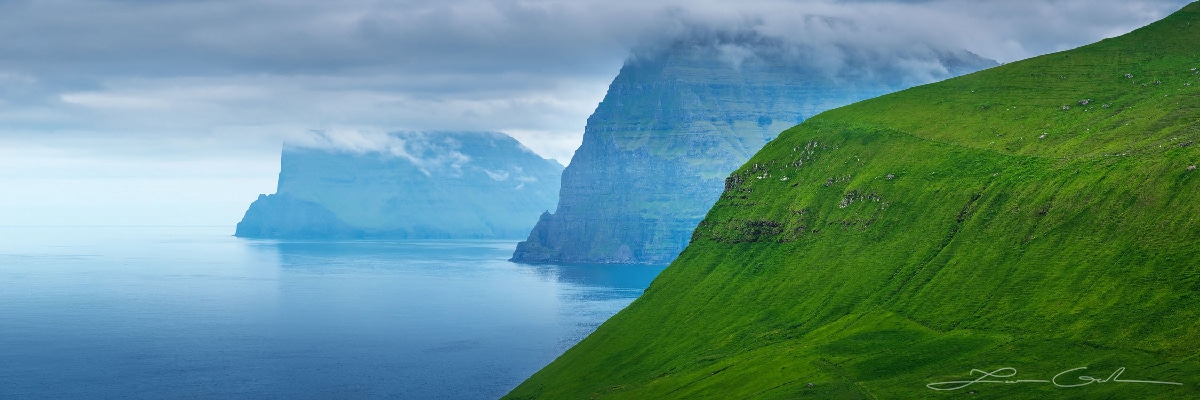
[{"left": 0, "top": 0, "right": 1191, "bottom": 227}]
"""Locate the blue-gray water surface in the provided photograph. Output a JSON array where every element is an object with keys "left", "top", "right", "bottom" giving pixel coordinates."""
[{"left": 0, "top": 227, "right": 665, "bottom": 399}]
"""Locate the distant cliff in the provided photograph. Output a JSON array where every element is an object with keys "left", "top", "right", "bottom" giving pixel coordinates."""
[
  {"left": 512, "top": 32, "right": 997, "bottom": 264},
  {"left": 236, "top": 131, "right": 563, "bottom": 239},
  {"left": 507, "top": 5, "right": 1200, "bottom": 397}
]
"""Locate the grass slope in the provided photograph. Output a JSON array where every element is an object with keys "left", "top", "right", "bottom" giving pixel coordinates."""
[{"left": 506, "top": 3, "right": 1200, "bottom": 399}]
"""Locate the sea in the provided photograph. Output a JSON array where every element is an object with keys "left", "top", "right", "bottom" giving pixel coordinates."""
[{"left": 0, "top": 226, "right": 665, "bottom": 399}]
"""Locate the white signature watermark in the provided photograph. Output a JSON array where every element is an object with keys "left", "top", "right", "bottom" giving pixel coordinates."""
[{"left": 927, "top": 367, "right": 1183, "bottom": 391}]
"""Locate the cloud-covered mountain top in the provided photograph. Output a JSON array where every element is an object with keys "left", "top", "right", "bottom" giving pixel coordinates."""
[{"left": 284, "top": 130, "right": 558, "bottom": 179}]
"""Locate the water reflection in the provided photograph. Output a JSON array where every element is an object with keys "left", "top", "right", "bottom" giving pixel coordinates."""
[
  {"left": 248, "top": 239, "right": 665, "bottom": 289},
  {"left": 260, "top": 239, "right": 512, "bottom": 261},
  {"left": 525, "top": 263, "right": 665, "bottom": 290},
  {"left": 0, "top": 228, "right": 665, "bottom": 400},
  {"left": 241, "top": 238, "right": 666, "bottom": 399}
]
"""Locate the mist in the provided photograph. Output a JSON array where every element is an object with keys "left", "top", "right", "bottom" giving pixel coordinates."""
[{"left": 0, "top": 0, "right": 1189, "bottom": 226}]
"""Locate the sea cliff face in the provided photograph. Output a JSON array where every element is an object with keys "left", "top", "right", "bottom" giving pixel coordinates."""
[
  {"left": 506, "top": 4, "right": 1200, "bottom": 398},
  {"left": 512, "top": 32, "right": 997, "bottom": 264},
  {"left": 236, "top": 131, "right": 563, "bottom": 239}
]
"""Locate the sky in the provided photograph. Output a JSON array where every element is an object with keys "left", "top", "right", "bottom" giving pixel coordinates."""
[{"left": 0, "top": 0, "right": 1192, "bottom": 227}]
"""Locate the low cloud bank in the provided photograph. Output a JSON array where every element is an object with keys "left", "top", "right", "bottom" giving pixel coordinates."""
[{"left": 287, "top": 129, "right": 472, "bottom": 176}]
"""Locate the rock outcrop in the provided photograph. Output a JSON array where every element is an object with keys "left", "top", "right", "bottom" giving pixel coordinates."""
[
  {"left": 512, "top": 31, "right": 997, "bottom": 264},
  {"left": 236, "top": 131, "right": 563, "bottom": 239}
]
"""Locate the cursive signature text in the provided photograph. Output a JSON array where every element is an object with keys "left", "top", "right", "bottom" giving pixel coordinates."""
[{"left": 927, "top": 367, "right": 1183, "bottom": 391}]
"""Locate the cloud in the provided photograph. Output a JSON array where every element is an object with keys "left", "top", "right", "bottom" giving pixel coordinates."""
[
  {"left": 4, "top": 0, "right": 1184, "bottom": 76},
  {"left": 631, "top": 0, "right": 1189, "bottom": 65},
  {"left": 484, "top": 169, "right": 511, "bottom": 181},
  {"left": 0, "top": 0, "right": 1190, "bottom": 164},
  {"left": 1, "top": 0, "right": 1189, "bottom": 226},
  {"left": 285, "top": 129, "right": 408, "bottom": 155},
  {"left": 287, "top": 129, "right": 473, "bottom": 176}
]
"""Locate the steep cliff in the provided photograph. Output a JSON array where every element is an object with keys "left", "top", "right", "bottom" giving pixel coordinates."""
[
  {"left": 512, "top": 32, "right": 997, "bottom": 264},
  {"left": 236, "top": 131, "right": 563, "bottom": 239},
  {"left": 508, "top": 3, "right": 1200, "bottom": 398}
]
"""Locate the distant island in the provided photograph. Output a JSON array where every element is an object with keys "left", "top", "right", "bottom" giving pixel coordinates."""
[
  {"left": 236, "top": 131, "right": 562, "bottom": 239},
  {"left": 511, "top": 29, "right": 997, "bottom": 265}
]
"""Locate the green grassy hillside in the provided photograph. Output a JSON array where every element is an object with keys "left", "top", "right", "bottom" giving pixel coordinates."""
[{"left": 506, "top": 3, "right": 1200, "bottom": 399}]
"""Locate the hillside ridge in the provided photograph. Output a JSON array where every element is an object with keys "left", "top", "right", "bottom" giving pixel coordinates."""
[{"left": 506, "top": 3, "right": 1200, "bottom": 399}]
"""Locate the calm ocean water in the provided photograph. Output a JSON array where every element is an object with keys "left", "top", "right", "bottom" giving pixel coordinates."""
[{"left": 0, "top": 227, "right": 664, "bottom": 399}]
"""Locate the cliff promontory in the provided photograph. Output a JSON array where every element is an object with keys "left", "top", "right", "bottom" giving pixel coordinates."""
[
  {"left": 512, "top": 32, "right": 996, "bottom": 264},
  {"left": 508, "top": 4, "right": 1200, "bottom": 397},
  {"left": 236, "top": 131, "right": 563, "bottom": 239}
]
